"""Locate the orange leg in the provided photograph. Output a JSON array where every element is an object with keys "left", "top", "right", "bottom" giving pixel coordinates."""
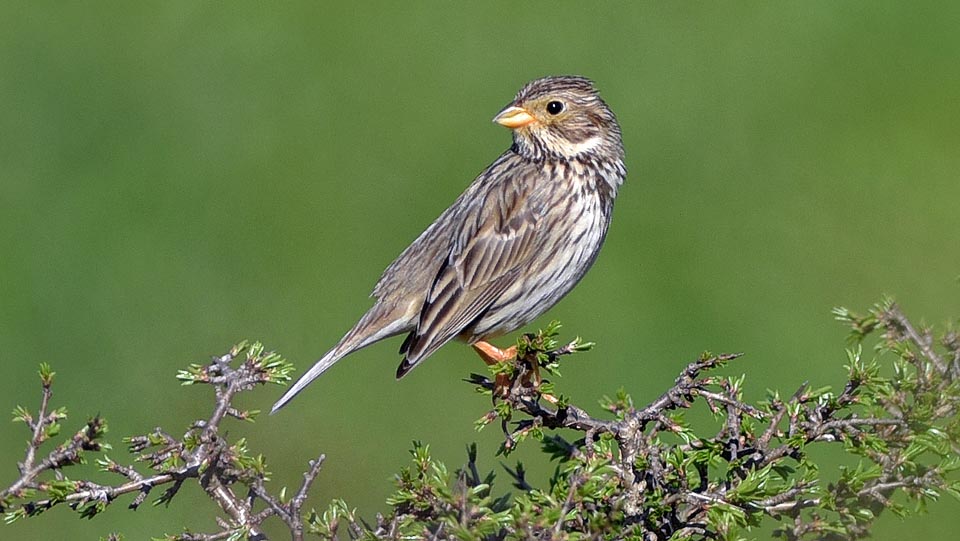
[
  {"left": 472, "top": 341, "right": 517, "bottom": 364},
  {"left": 522, "top": 358, "right": 542, "bottom": 388},
  {"left": 472, "top": 341, "right": 516, "bottom": 397}
]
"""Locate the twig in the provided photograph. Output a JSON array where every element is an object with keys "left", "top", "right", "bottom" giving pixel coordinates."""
[{"left": 1, "top": 343, "right": 312, "bottom": 541}]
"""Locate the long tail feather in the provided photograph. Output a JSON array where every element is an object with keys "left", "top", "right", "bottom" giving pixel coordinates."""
[
  {"left": 271, "top": 346, "right": 346, "bottom": 413},
  {"left": 271, "top": 304, "right": 413, "bottom": 413}
]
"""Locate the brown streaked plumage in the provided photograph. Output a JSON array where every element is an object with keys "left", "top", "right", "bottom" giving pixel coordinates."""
[{"left": 271, "top": 75, "right": 626, "bottom": 413}]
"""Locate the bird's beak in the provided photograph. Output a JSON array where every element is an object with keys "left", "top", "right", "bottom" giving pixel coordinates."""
[{"left": 493, "top": 105, "right": 535, "bottom": 129}]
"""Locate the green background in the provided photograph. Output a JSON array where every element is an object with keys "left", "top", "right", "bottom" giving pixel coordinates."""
[{"left": 2, "top": 2, "right": 958, "bottom": 539}]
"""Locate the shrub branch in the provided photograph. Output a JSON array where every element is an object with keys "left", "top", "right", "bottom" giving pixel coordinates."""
[{"left": 3, "top": 301, "right": 959, "bottom": 540}]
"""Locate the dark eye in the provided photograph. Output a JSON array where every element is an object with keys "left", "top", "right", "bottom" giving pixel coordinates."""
[{"left": 546, "top": 100, "right": 564, "bottom": 115}]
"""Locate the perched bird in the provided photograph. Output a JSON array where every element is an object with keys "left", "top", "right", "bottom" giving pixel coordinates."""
[{"left": 271, "top": 75, "right": 626, "bottom": 413}]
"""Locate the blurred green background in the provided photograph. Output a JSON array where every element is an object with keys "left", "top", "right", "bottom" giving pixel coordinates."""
[{"left": 2, "top": 2, "right": 959, "bottom": 539}]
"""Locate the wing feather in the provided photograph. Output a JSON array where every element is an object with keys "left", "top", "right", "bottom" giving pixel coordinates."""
[{"left": 398, "top": 165, "right": 542, "bottom": 374}]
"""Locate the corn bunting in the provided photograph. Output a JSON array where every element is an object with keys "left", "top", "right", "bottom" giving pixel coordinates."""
[{"left": 272, "top": 75, "right": 626, "bottom": 412}]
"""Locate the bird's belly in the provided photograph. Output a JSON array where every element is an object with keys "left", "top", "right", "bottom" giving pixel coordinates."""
[{"left": 465, "top": 194, "right": 609, "bottom": 341}]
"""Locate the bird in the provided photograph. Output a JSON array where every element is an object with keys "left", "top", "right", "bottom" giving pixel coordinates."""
[{"left": 271, "top": 75, "right": 626, "bottom": 413}]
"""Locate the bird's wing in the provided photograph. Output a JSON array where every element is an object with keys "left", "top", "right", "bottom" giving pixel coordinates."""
[{"left": 397, "top": 168, "right": 542, "bottom": 375}]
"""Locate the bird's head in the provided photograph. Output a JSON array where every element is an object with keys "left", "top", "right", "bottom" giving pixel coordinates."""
[{"left": 493, "top": 75, "right": 624, "bottom": 163}]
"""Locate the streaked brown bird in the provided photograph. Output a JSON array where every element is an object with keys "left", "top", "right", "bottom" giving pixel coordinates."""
[{"left": 272, "top": 75, "right": 626, "bottom": 413}]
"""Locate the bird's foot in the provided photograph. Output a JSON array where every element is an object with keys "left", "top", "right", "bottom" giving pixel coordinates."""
[
  {"left": 472, "top": 340, "right": 552, "bottom": 400},
  {"left": 472, "top": 341, "right": 517, "bottom": 398},
  {"left": 471, "top": 340, "right": 517, "bottom": 365}
]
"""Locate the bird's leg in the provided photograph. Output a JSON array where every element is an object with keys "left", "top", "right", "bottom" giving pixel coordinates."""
[
  {"left": 472, "top": 341, "right": 517, "bottom": 398},
  {"left": 473, "top": 340, "right": 554, "bottom": 402},
  {"left": 517, "top": 354, "right": 558, "bottom": 404},
  {"left": 472, "top": 340, "right": 517, "bottom": 363},
  {"left": 517, "top": 356, "right": 539, "bottom": 387}
]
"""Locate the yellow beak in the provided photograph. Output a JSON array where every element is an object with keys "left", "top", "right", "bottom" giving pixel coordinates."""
[{"left": 493, "top": 106, "right": 535, "bottom": 129}]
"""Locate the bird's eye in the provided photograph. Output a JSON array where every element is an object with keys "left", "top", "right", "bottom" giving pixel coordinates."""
[{"left": 546, "top": 101, "right": 564, "bottom": 115}]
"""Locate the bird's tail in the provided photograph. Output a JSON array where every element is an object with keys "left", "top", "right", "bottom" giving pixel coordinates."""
[
  {"left": 270, "top": 305, "right": 412, "bottom": 414},
  {"left": 270, "top": 344, "right": 348, "bottom": 414}
]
